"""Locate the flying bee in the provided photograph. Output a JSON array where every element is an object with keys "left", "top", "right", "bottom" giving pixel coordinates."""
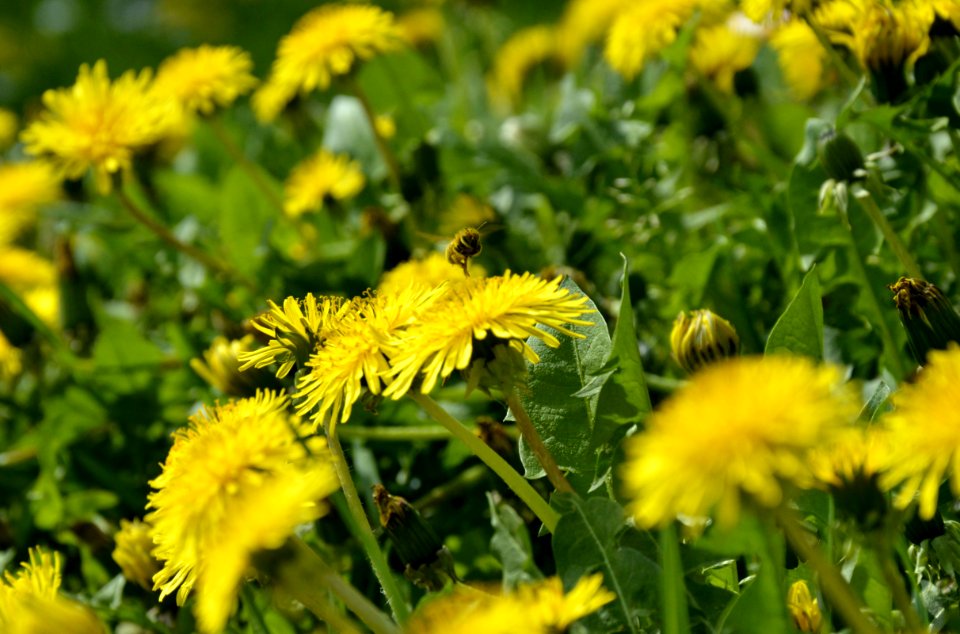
[{"left": 445, "top": 225, "right": 484, "bottom": 276}]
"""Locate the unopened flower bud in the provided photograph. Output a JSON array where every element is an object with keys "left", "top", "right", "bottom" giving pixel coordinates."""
[
  {"left": 888, "top": 277, "right": 960, "bottom": 365},
  {"left": 787, "top": 580, "right": 822, "bottom": 633},
  {"left": 670, "top": 309, "right": 740, "bottom": 374},
  {"left": 818, "top": 129, "right": 864, "bottom": 182}
]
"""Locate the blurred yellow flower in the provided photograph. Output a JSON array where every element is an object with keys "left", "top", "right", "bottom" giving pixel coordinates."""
[
  {"left": 0, "top": 330, "right": 21, "bottom": 381},
  {"left": 21, "top": 60, "right": 178, "bottom": 193},
  {"left": 741, "top": 0, "right": 814, "bottom": 21},
  {"left": 689, "top": 22, "right": 761, "bottom": 93},
  {"left": 406, "top": 573, "right": 615, "bottom": 634},
  {"left": 556, "top": 0, "right": 632, "bottom": 67},
  {"left": 0, "top": 108, "right": 17, "bottom": 149},
  {"left": 147, "top": 390, "right": 336, "bottom": 623},
  {"left": 283, "top": 149, "right": 365, "bottom": 217},
  {"left": 882, "top": 344, "right": 960, "bottom": 519},
  {"left": 621, "top": 356, "right": 857, "bottom": 528},
  {"left": 0, "top": 247, "right": 59, "bottom": 327},
  {"left": 191, "top": 334, "right": 275, "bottom": 396},
  {"left": 488, "top": 25, "right": 558, "bottom": 107},
  {"left": 398, "top": 8, "right": 445, "bottom": 47},
  {"left": 112, "top": 519, "right": 160, "bottom": 590},
  {"left": 815, "top": 0, "right": 932, "bottom": 72},
  {"left": 253, "top": 4, "right": 402, "bottom": 122},
  {"left": 384, "top": 272, "right": 594, "bottom": 398},
  {"left": 787, "top": 580, "right": 822, "bottom": 633},
  {"left": 378, "top": 251, "right": 470, "bottom": 295},
  {"left": 375, "top": 113, "right": 397, "bottom": 140},
  {"left": 605, "top": 0, "right": 700, "bottom": 80},
  {"left": 154, "top": 45, "right": 258, "bottom": 115},
  {"left": 0, "top": 161, "right": 60, "bottom": 244},
  {"left": 771, "top": 19, "right": 828, "bottom": 100}
]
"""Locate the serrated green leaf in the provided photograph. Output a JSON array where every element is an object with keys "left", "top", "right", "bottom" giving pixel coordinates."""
[
  {"left": 488, "top": 493, "right": 543, "bottom": 590},
  {"left": 765, "top": 266, "right": 823, "bottom": 359}
]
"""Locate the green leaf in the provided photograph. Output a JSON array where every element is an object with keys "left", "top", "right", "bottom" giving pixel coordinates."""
[
  {"left": 515, "top": 279, "right": 610, "bottom": 482},
  {"left": 219, "top": 164, "right": 277, "bottom": 277},
  {"left": 488, "top": 493, "right": 543, "bottom": 590},
  {"left": 552, "top": 495, "right": 655, "bottom": 634},
  {"left": 787, "top": 161, "right": 845, "bottom": 259},
  {"left": 765, "top": 266, "right": 823, "bottom": 359}
]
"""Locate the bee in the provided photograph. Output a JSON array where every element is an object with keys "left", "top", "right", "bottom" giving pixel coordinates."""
[{"left": 445, "top": 225, "right": 484, "bottom": 276}]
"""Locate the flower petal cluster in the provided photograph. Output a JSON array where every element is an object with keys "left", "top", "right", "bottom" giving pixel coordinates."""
[
  {"left": 154, "top": 45, "right": 258, "bottom": 115},
  {"left": 621, "top": 355, "right": 857, "bottom": 527},
  {"left": 881, "top": 344, "right": 960, "bottom": 518},
  {"left": 689, "top": 23, "right": 761, "bottom": 94},
  {"left": 253, "top": 4, "right": 402, "bottom": 122},
  {"left": 406, "top": 573, "right": 615, "bottom": 634},
  {"left": 770, "top": 19, "right": 827, "bottom": 101},
  {"left": 604, "top": 0, "right": 702, "bottom": 80},
  {"left": 112, "top": 519, "right": 160, "bottom": 590},
  {"left": 377, "top": 252, "right": 472, "bottom": 296},
  {"left": 146, "top": 390, "right": 338, "bottom": 631},
  {"left": 283, "top": 149, "right": 365, "bottom": 217},
  {"left": 21, "top": 60, "right": 178, "bottom": 192}
]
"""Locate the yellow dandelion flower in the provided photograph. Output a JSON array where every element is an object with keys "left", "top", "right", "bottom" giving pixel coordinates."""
[
  {"left": 621, "top": 356, "right": 857, "bottom": 528},
  {"left": 689, "top": 22, "right": 761, "bottom": 93},
  {"left": 809, "top": 425, "right": 891, "bottom": 527},
  {"left": 112, "top": 519, "right": 161, "bottom": 590},
  {"left": 283, "top": 149, "right": 365, "bottom": 217},
  {"left": 146, "top": 390, "right": 332, "bottom": 606},
  {"left": 191, "top": 334, "right": 274, "bottom": 396},
  {"left": 0, "top": 161, "right": 60, "bottom": 244},
  {"left": 296, "top": 285, "right": 442, "bottom": 432},
  {"left": 741, "top": 0, "right": 814, "bottom": 22},
  {"left": 240, "top": 294, "right": 350, "bottom": 379},
  {"left": 383, "top": 272, "right": 594, "bottom": 399},
  {"left": 397, "top": 8, "right": 445, "bottom": 47},
  {"left": 253, "top": 4, "right": 403, "bottom": 122},
  {"left": 488, "top": 25, "right": 558, "bottom": 107},
  {"left": 0, "top": 330, "right": 22, "bottom": 381},
  {"left": 881, "top": 344, "right": 960, "bottom": 519},
  {"left": 378, "top": 252, "right": 471, "bottom": 296},
  {"left": 21, "top": 60, "right": 178, "bottom": 193},
  {"left": 195, "top": 467, "right": 338, "bottom": 633},
  {"left": 0, "top": 247, "right": 59, "bottom": 327},
  {"left": 250, "top": 77, "right": 292, "bottom": 123},
  {"left": 375, "top": 114, "right": 397, "bottom": 140},
  {"left": 406, "top": 574, "right": 614, "bottom": 634},
  {"left": 0, "top": 108, "right": 17, "bottom": 150},
  {"left": 556, "top": 0, "right": 632, "bottom": 67},
  {"left": 670, "top": 308, "right": 740, "bottom": 374},
  {"left": 815, "top": 0, "right": 932, "bottom": 71},
  {"left": 787, "top": 580, "right": 822, "bottom": 633},
  {"left": 153, "top": 45, "right": 258, "bottom": 115},
  {"left": 771, "top": 19, "right": 828, "bottom": 100},
  {"left": 931, "top": 0, "right": 960, "bottom": 30},
  {"left": 23, "top": 285, "right": 59, "bottom": 329},
  {"left": 604, "top": 0, "right": 702, "bottom": 80}
]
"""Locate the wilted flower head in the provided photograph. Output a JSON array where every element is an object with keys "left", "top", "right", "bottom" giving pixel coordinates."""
[
  {"left": 888, "top": 276, "right": 960, "bottom": 365},
  {"left": 21, "top": 60, "right": 178, "bottom": 192},
  {"left": 154, "top": 45, "right": 258, "bottom": 115},
  {"left": 283, "top": 149, "right": 365, "bottom": 217},
  {"left": 253, "top": 4, "right": 402, "bottom": 122},
  {"left": 622, "top": 356, "right": 857, "bottom": 527},
  {"left": 112, "top": 519, "right": 161, "bottom": 590}
]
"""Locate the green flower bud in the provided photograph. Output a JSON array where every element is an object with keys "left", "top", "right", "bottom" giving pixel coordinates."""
[
  {"left": 670, "top": 309, "right": 740, "bottom": 374},
  {"left": 888, "top": 277, "right": 960, "bottom": 365},
  {"left": 817, "top": 129, "right": 864, "bottom": 182}
]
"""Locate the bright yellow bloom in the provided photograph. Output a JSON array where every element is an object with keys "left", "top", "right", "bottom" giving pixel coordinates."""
[
  {"left": 397, "top": 8, "right": 445, "bottom": 47},
  {"left": 622, "top": 356, "right": 857, "bottom": 528},
  {"left": 556, "top": 0, "right": 632, "bottom": 67},
  {"left": 604, "top": 0, "right": 701, "bottom": 80},
  {"left": 112, "top": 519, "right": 160, "bottom": 590},
  {"left": 0, "top": 108, "right": 17, "bottom": 150},
  {"left": 146, "top": 391, "right": 335, "bottom": 610},
  {"left": 815, "top": 0, "right": 932, "bottom": 71},
  {"left": 154, "top": 45, "right": 258, "bottom": 115},
  {"left": 406, "top": 574, "right": 615, "bottom": 634},
  {"left": 378, "top": 252, "right": 470, "bottom": 296},
  {"left": 0, "top": 247, "right": 59, "bottom": 327},
  {"left": 0, "top": 330, "right": 21, "bottom": 381},
  {"left": 809, "top": 425, "right": 891, "bottom": 491},
  {"left": 283, "top": 149, "right": 365, "bottom": 217},
  {"left": 239, "top": 294, "right": 351, "bottom": 379},
  {"left": 787, "top": 580, "right": 822, "bottom": 633},
  {"left": 0, "top": 161, "right": 60, "bottom": 244},
  {"left": 689, "top": 22, "right": 761, "bottom": 93},
  {"left": 296, "top": 285, "right": 442, "bottom": 432},
  {"left": 741, "top": 0, "right": 814, "bottom": 21},
  {"left": 882, "top": 344, "right": 960, "bottom": 519},
  {"left": 253, "top": 4, "right": 402, "bottom": 122},
  {"left": 375, "top": 114, "right": 397, "bottom": 140},
  {"left": 488, "top": 26, "right": 558, "bottom": 108},
  {"left": 21, "top": 60, "right": 178, "bottom": 193},
  {"left": 191, "top": 334, "right": 273, "bottom": 396},
  {"left": 931, "top": 0, "right": 960, "bottom": 30},
  {"left": 771, "top": 19, "right": 828, "bottom": 100},
  {"left": 384, "top": 272, "right": 594, "bottom": 398}
]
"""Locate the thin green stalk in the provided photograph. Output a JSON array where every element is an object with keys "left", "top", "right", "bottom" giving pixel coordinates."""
[
  {"left": 338, "top": 425, "right": 452, "bottom": 442},
  {"left": 871, "top": 535, "right": 924, "bottom": 633},
  {"left": 326, "top": 430, "right": 411, "bottom": 623},
  {"left": 409, "top": 392, "right": 560, "bottom": 533},
  {"left": 774, "top": 506, "right": 881, "bottom": 634},
  {"left": 208, "top": 116, "right": 285, "bottom": 213},
  {"left": 853, "top": 187, "right": 922, "bottom": 279},
  {"left": 348, "top": 78, "right": 402, "bottom": 189},
  {"left": 504, "top": 391, "right": 574, "bottom": 494}
]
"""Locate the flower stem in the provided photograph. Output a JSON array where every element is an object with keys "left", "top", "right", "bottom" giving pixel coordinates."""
[
  {"left": 348, "top": 78, "right": 402, "bottom": 189},
  {"left": 326, "top": 430, "right": 411, "bottom": 623},
  {"left": 869, "top": 533, "right": 924, "bottom": 633},
  {"left": 207, "top": 117, "right": 285, "bottom": 214},
  {"left": 279, "top": 537, "right": 399, "bottom": 634},
  {"left": 504, "top": 391, "right": 574, "bottom": 494},
  {"left": 409, "top": 392, "right": 560, "bottom": 533},
  {"left": 774, "top": 506, "right": 881, "bottom": 634},
  {"left": 337, "top": 425, "right": 452, "bottom": 442},
  {"left": 853, "top": 186, "right": 922, "bottom": 279}
]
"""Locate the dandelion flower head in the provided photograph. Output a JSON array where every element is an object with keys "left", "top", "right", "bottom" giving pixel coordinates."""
[
  {"left": 604, "top": 0, "right": 705, "bottom": 80},
  {"left": 0, "top": 247, "right": 59, "bottom": 327},
  {"left": 397, "top": 8, "right": 445, "bottom": 47},
  {"left": 283, "top": 149, "right": 365, "bottom": 217},
  {"left": 771, "top": 19, "right": 828, "bottom": 100},
  {"left": 621, "top": 355, "right": 857, "bottom": 528},
  {"left": 488, "top": 26, "right": 558, "bottom": 108},
  {"left": 154, "top": 45, "right": 257, "bottom": 115},
  {"left": 0, "top": 161, "right": 60, "bottom": 244},
  {"left": 556, "top": 0, "right": 632, "bottom": 67},
  {"left": 815, "top": 0, "right": 932, "bottom": 71},
  {"left": 112, "top": 519, "right": 160, "bottom": 590},
  {"left": 740, "top": 0, "right": 814, "bottom": 22},
  {"left": 384, "top": 272, "right": 594, "bottom": 399},
  {"left": 688, "top": 21, "right": 761, "bottom": 94},
  {"left": 881, "top": 344, "right": 960, "bottom": 518},
  {"left": 378, "top": 252, "right": 474, "bottom": 296},
  {"left": 146, "top": 390, "right": 335, "bottom": 607},
  {"left": 21, "top": 60, "right": 178, "bottom": 193}
]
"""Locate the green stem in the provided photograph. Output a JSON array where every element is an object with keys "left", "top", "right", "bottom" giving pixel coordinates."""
[
  {"left": 208, "top": 117, "right": 285, "bottom": 213},
  {"left": 873, "top": 537, "right": 924, "bottom": 633},
  {"left": 774, "top": 506, "right": 881, "bottom": 634},
  {"left": 409, "top": 392, "right": 560, "bottom": 533},
  {"left": 326, "top": 430, "right": 411, "bottom": 623},
  {"left": 338, "top": 425, "right": 452, "bottom": 442},
  {"left": 853, "top": 187, "right": 922, "bottom": 279},
  {"left": 504, "top": 391, "right": 574, "bottom": 494},
  {"left": 281, "top": 537, "right": 398, "bottom": 634},
  {"left": 348, "top": 78, "right": 402, "bottom": 189}
]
